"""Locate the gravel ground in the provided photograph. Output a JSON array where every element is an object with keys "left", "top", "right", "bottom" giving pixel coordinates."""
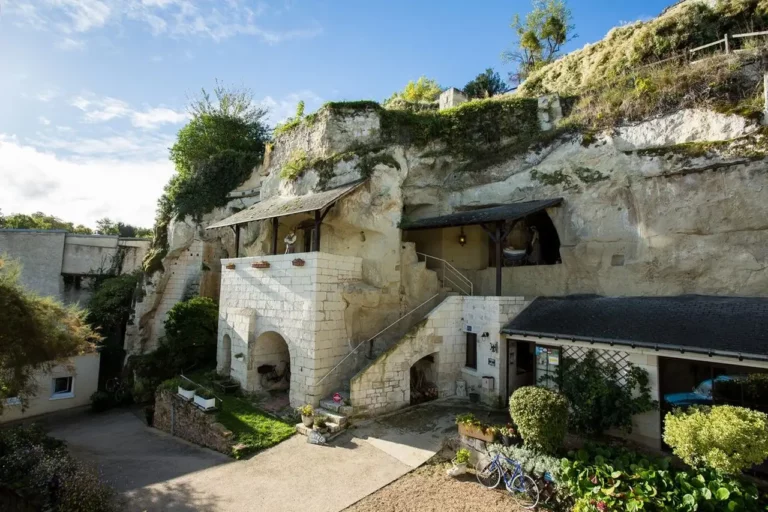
[{"left": 344, "top": 458, "right": 527, "bottom": 512}]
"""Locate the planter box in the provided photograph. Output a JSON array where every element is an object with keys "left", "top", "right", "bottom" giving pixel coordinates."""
[
  {"left": 225, "top": 264, "right": 236, "bottom": 270},
  {"left": 177, "top": 386, "right": 195, "bottom": 401},
  {"left": 458, "top": 422, "right": 495, "bottom": 443},
  {"left": 194, "top": 394, "right": 216, "bottom": 411},
  {"left": 292, "top": 258, "right": 305, "bottom": 267},
  {"left": 252, "top": 262, "right": 270, "bottom": 269}
]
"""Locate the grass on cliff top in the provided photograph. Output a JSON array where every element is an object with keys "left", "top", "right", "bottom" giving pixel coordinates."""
[{"left": 183, "top": 370, "right": 295, "bottom": 458}]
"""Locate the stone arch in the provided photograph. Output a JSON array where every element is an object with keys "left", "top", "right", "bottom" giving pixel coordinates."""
[
  {"left": 247, "top": 331, "right": 292, "bottom": 393},
  {"left": 409, "top": 352, "right": 440, "bottom": 405}
]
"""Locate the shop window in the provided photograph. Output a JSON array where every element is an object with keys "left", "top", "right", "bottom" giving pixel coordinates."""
[
  {"left": 465, "top": 333, "right": 478, "bottom": 370},
  {"left": 535, "top": 346, "right": 561, "bottom": 390}
]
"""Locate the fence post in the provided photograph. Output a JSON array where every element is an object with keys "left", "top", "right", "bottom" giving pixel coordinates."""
[
  {"left": 763, "top": 72, "right": 768, "bottom": 125},
  {"left": 724, "top": 34, "right": 730, "bottom": 54}
]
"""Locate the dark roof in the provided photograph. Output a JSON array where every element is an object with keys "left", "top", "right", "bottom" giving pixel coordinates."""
[
  {"left": 400, "top": 198, "right": 563, "bottom": 231},
  {"left": 503, "top": 295, "right": 768, "bottom": 362},
  {"left": 207, "top": 179, "right": 366, "bottom": 230}
]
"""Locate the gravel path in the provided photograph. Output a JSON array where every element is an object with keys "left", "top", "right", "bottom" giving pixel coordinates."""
[{"left": 344, "top": 458, "right": 527, "bottom": 512}]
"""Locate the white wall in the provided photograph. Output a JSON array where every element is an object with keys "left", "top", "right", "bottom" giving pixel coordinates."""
[
  {"left": 1, "top": 353, "right": 100, "bottom": 423},
  {"left": 0, "top": 230, "right": 67, "bottom": 298}
]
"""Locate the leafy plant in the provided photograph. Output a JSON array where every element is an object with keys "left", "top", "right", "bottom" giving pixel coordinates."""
[
  {"left": 313, "top": 416, "right": 327, "bottom": 428},
  {"left": 157, "top": 377, "right": 188, "bottom": 393},
  {"left": 0, "top": 211, "right": 93, "bottom": 234},
  {"left": 455, "top": 448, "right": 471, "bottom": 465},
  {"left": 161, "top": 296, "right": 218, "bottom": 373},
  {"left": 509, "top": 386, "right": 567, "bottom": 454},
  {"left": 280, "top": 150, "right": 310, "bottom": 181},
  {"left": 488, "top": 443, "right": 562, "bottom": 481},
  {"left": 386, "top": 76, "right": 442, "bottom": 105},
  {"left": 497, "top": 424, "right": 517, "bottom": 437},
  {"left": 664, "top": 405, "right": 768, "bottom": 474},
  {"left": 545, "top": 349, "right": 657, "bottom": 436},
  {"left": 463, "top": 68, "right": 511, "bottom": 99},
  {"left": 90, "top": 391, "right": 112, "bottom": 413},
  {"left": 297, "top": 404, "right": 314, "bottom": 416},
  {"left": 455, "top": 412, "right": 482, "bottom": 426},
  {"left": 196, "top": 388, "right": 215, "bottom": 400},
  {"left": 560, "top": 443, "right": 761, "bottom": 512}
]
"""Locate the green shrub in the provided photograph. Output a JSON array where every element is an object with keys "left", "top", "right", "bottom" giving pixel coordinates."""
[
  {"left": 90, "top": 391, "right": 112, "bottom": 413},
  {"left": 454, "top": 448, "right": 471, "bottom": 465},
  {"left": 162, "top": 296, "right": 218, "bottom": 372},
  {"left": 509, "top": 386, "right": 568, "bottom": 454},
  {"left": 560, "top": 443, "right": 761, "bottom": 512},
  {"left": 0, "top": 426, "right": 115, "bottom": 511},
  {"left": 547, "top": 349, "right": 657, "bottom": 436},
  {"left": 488, "top": 443, "right": 562, "bottom": 481},
  {"left": 157, "top": 377, "right": 188, "bottom": 393},
  {"left": 664, "top": 405, "right": 768, "bottom": 474}
]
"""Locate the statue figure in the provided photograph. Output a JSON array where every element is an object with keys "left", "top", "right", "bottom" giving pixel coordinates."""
[{"left": 284, "top": 230, "right": 297, "bottom": 254}]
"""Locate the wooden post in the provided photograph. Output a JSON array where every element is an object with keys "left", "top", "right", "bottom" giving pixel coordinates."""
[
  {"left": 763, "top": 72, "right": 768, "bottom": 125},
  {"left": 271, "top": 217, "right": 278, "bottom": 255},
  {"left": 724, "top": 34, "right": 730, "bottom": 54},
  {"left": 234, "top": 224, "right": 241, "bottom": 258},
  {"left": 313, "top": 210, "right": 321, "bottom": 252},
  {"left": 495, "top": 221, "right": 503, "bottom": 297}
]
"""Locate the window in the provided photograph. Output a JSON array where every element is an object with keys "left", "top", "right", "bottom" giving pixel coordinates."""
[
  {"left": 535, "top": 346, "right": 561, "bottom": 390},
  {"left": 51, "top": 377, "right": 74, "bottom": 399},
  {"left": 465, "top": 333, "right": 478, "bottom": 370}
]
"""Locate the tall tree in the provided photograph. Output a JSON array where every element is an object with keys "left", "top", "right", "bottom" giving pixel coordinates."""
[
  {"left": 503, "top": 0, "right": 576, "bottom": 85},
  {"left": 463, "top": 68, "right": 511, "bottom": 99},
  {"left": 0, "top": 255, "right": 100, "bottom": 413},
  {"left": 95, "top": 218, "right": 119, "bottom": 235},
  {"left": 0, "top": 211, "right": 93, "bottom": 234}
]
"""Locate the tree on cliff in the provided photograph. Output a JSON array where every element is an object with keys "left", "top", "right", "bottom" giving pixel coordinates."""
[
  {"left": 503, "top": 0, "right": 576, "bottom": 85},
  {"left": 0, "top": 255, "right": 100, "bottom": 414},
  {"left": 463, "top": 68, "right": 511, "bottom": 99},
  {"left": 386, "top": 76, "right": 443, "bottom": 104}
]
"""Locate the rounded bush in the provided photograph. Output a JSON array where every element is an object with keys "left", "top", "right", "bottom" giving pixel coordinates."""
[
  {"left": 89, "top": 391, "right": 112, "bottom": 413},
  {"left": 664, "top": 405, "right": 768, "bottom": 473},
  {"left": 509, "top": 386, "right": 568, "bottom": 454}
]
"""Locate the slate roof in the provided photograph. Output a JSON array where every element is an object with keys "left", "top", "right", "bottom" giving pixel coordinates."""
[
  {"left": 207, "top": 179, "right": 366, "bottom": 230},
  {"left": 502, "top": 295, "right": 768, "bottom": 362},
  {"left": 400, "top": 198, "right": 563, "bottom": 231}
]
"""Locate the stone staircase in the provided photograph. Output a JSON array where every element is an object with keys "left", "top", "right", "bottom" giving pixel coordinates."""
[{"left": 295, "top": 391, "right": 353, "bottom": 440}]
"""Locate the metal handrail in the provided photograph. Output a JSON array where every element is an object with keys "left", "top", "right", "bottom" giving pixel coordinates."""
[
  {"left": 416, "top": 252, "right": 473, "bottom": 296},
  {"left": 312, "top": 293, "right": 441, "bottom": 390}
]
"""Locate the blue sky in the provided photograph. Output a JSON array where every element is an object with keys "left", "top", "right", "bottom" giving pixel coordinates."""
[{"left": 0, "top": 0, "right": 671, "bottom": 228}]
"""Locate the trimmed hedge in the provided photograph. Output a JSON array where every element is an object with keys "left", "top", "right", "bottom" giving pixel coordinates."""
[{"left": 509, "top": 386, "right": 568, "bottom": 454}]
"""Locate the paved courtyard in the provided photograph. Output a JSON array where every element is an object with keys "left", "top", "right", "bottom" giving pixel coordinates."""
[{"left": 48, "top": 400, "right": 504, "bottom": 512}]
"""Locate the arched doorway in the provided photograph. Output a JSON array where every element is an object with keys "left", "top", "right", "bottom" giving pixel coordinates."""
[
  {"left": 410, "top": 353, "right": 439, "bottom": 405},
  {"left": 248, "top": 331, "right": 291, "bottom": 393},
  {"left": 220, "top": 334, "right": 232, "bottom": 377}
]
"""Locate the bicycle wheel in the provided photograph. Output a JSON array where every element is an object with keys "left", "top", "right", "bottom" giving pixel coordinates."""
[
  {"left": 114, "top": 387, "right": 126, "bottom": 404},
  {"left": 105, "top": 378, "right": 119, "bottom": 393},
  {"left": 475, "top": 458, "right": 501, "bottom": 488},
  {"left": 509, "top": 474, "right": 539, "bottom": 509}
]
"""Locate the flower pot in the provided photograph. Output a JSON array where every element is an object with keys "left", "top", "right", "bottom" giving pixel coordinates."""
[
  {"left": 292, "top": 258, "right": 305, "bottom": 267},
  {"left": 447, "top": 461, "right": 467, "bottom": 477},
  {"left": 500, "top": 434, "right": 512, "bottom": 447},
  {"left": 252, "top": 261, "right": 270, "bottom": 269},
  {"left": 194, "top": 394, "right": 216, "bottom": 411},
  {"left": 458, "top": 423, "right": 495, "bottom": 443},
  {"left": 301, "top": 415, "right": 314, "bottom": 427},
  {"left": 225, "top": 263, "right": 236, "bottom": 270},
  {"left": 178, "top": 386, "right": 195, "bottom": 401}
]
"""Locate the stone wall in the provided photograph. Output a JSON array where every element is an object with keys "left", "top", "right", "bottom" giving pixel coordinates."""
[
  {"left": 217, "top": 252, "right": 363, "bottom": 406},
  {"left": 350, "top": 296, "right": 528, "bottom": 416},
  {"left": 154, "top": 390, "right": 233, "bottom": 454},
  {"left": 0, "top": 229, "right": 66, "bottom": 298}
]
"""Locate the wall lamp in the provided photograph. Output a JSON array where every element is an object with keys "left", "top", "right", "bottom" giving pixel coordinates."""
[{"left": 458, "top": 227, "right": 467, "bottom": 246}]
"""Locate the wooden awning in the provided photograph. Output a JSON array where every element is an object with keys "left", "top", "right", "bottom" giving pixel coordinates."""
[
  {"left": 206, "top": 179, "right": 367, "bottom": 230},
  {"left": 400, "top": 198, "right": 563, "bottom": 231}
]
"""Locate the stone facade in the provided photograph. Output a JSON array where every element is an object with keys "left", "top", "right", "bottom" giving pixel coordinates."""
[
  {"left": 217, "top": 252, "right": 363, "bottom": 407},
  {"left": 350, "top": 296, "right": 529, "bottom": 415},
  {"left": 154, "top": 390, "right": 233, "bottom": 454}
]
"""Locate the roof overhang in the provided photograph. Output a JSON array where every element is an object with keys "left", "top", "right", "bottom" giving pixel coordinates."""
[
  {"left": 400, "top": 198, "right": 563, "bottom": 231},
  {"left": 503, "top": 295, "right": 768, "bottom": 363},
  {"left": 207, "top": 179, "right": 367, "bottom": 230}
]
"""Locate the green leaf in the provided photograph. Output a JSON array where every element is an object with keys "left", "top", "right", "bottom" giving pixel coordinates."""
[
  {"left": 611, "top": 470, "right": 623, "bottom": 479},
  {"left": 716, "top": 488, "right": 731, "bottom": 501}
]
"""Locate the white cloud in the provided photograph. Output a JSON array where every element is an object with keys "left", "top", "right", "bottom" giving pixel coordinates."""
[
  {"left": 56, "top": 37, "right": 86, "bottom": 50},
  {"left": 69, "top": 92, "right": 188, "bottom": 129},
  {"left": 0, "top": 134, "right": 174, "bottom": 227},
  {"left": 38, "top": 117, "right": 51, "bottom": 126},
  {"left": 260, "top": 90, "right": 324, "bottom": 127},
  {"left": 6, "top": 0, "right": 322, "bottom": 44},
  {"left": 34, "top": 89, "right": 60, "bottom": 102}
]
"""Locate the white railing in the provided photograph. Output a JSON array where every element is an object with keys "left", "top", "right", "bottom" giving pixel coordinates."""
[
  {"left": 416, "top": 252, "right": 473, "bottom": 296},
  {"left": 310, "top": 292, "right": 442, "bottom": 393}
]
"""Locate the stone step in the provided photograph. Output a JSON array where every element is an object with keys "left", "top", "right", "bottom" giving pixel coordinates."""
[
  {"left": 295, "top": 421, "right": 344, "bottom": 437},
  {"left": 314, "top": 408, "right": 348, "bottom": 426},
  {"left": 319, "top": 398, "right": 353, "bottom": 416}
]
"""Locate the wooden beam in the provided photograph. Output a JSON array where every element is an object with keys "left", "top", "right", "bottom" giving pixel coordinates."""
[
  {"left": 313, "top": 210, "right": 322, "bottom": 252},
  {"left": 234, "top": 224, "right": 241, "bottom": 258},
  {"left": 271, "top": 217, "right": 278, "bottom": 255}
]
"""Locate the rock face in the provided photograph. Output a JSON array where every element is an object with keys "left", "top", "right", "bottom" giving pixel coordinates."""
[{"left": 127, "top": 102, "right": 768, "bottom": 357}]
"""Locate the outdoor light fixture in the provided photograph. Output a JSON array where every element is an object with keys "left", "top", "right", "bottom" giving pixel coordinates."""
[{"left": 458, "top": 227, "right": 467, "bottom": 246}]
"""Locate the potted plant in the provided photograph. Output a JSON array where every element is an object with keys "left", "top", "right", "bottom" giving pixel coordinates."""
[
  {"left": 178, "top": 382, "right": 196, "bottom": 401},
  {"left": 194, "top": 388, "right": 217, "bottom": 411},
  {"left": 448, "top": 448, "right": 471, "bottom": 477},
  {"left": 297, "top": 404, "right": 314, "bottom": 427},
  {"left": 252, "top": 261, "right": 270, "bottom": 269},
  {"left": 292, "top": 258, "right": 305, "bottom": 267},
  {"left": 455, "top": 413, "right": 495, "bottom": 443},
  {"left": 225, "top": 263, "right": 236, "bottom": 270},
  {"left": 313, "top": 415, "right": 328, "bottom": 434},
  {"left": 498, "top": 424, "right": 518, "bottom": 446}
]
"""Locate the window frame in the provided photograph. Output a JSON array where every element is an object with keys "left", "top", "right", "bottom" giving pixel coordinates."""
[
  {"left": 50, "top": 376, "right": 75, "bottom": 400},
  {"left": 465, "top": 332, "right": 478, "bottom": 370}
]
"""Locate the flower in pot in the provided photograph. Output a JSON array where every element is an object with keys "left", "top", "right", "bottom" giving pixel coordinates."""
[
  {"left": 193, "top": 388, "right": 217, "bottom": 411},
  {"left": 455, "top": 413, "right": 495, "bottom": 442},
  {"left": 498, "top": 424, "right": 518, "bottom": 446},
  {"left": 448, "top": 448, "right": 471, "bottom": 477},
  {"left": 178, "top": 382, "right": 196, "bottom": 401},
  {"left": 297, "top": 404, "right": 314, "bottom": 427},
  {"left": 313, "top": 415, "right": 328, "bottom": 434}
]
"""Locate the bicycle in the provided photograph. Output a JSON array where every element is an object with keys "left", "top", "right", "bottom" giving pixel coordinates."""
[
  {"left": 105, "top": 377, "right": 128, "bottom": 403},
  {"left": 475, "top": 451, "right": 539, "bottom": 509}
]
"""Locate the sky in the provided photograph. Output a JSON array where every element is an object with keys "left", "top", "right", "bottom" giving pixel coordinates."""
[{"left": 0, "top": 0, "right": 672, "bottom": 229}]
